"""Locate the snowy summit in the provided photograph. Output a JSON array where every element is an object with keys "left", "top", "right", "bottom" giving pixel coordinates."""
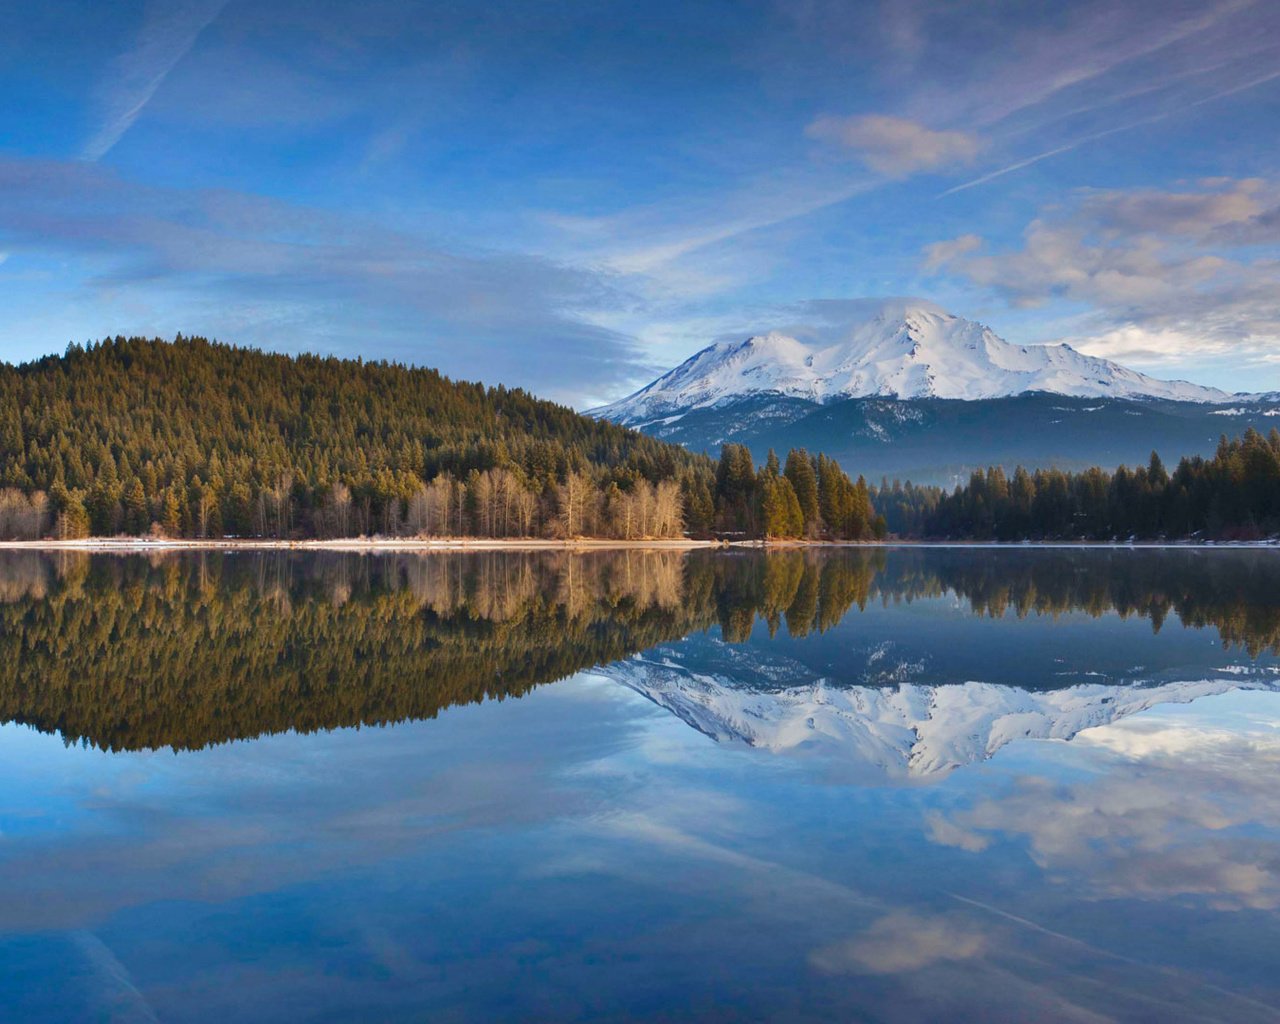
[{"left": 594, "top": 299, "right": 1233, "bottom": 427}]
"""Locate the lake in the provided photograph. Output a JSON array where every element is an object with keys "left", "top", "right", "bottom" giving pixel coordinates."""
[{"left": 2, "top": 547, "right": 1280, "bottom": 1022}]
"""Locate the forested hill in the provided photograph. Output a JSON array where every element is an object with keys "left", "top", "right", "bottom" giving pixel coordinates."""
[{"left": 0, "top": 336, "right": 714, "bottom": 539}]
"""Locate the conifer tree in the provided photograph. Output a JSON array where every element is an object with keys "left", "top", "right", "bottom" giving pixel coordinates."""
[
  {"left": 784, "top": 449, "right": 819, "bottom": 536},
  {"left": 54, "top": 487, "right": 90, "bottom": 539}
]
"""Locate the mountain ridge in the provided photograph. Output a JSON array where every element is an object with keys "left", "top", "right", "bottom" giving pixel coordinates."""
[{"left": 593, "top": 299, "right": 1243, "bottom": 428}]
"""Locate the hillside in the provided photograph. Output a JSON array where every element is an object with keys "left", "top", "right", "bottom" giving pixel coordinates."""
[{"left": 0, "top": 336, "right": 712, "bottom": 539}]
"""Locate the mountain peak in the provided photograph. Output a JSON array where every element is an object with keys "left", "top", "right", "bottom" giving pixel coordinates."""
[{"left": 592, "top": 300, "right": 1234, "bottom": 426}]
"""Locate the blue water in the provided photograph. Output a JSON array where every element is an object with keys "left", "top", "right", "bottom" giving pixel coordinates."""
[{"left": 2, "top": 548, "right": 1279, "bottom": 1022}]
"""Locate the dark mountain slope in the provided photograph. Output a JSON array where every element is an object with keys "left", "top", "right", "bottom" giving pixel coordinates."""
[{"left": 635, "top": 392, "right": 1280, "bottom": 485}]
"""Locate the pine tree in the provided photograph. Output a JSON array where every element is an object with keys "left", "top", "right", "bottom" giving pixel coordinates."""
[
  {"left": 161, "top": 489, "right": 183, "bottom": 537},
  {"left": 56, "top": 490, "right": 90, "bottom": 539},
  {"left": 784, "top": 449, "right": 819, "bottom": 536},
  {"left": 780, "top": 477, "right": 804, "bottom": 537},
  {"left": 1148, "top": 450, "right": 1169, "bottom": 488},
  {"left": 681, "top": 476, "right": 715, "bottom": 537},
  {"left": 761, "top": 478, "right": 786, "bottom": 538}
]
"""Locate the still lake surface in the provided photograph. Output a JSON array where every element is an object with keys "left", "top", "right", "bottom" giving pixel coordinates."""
[{"left": 2, "top": 547, "right": 1280, "bottom": 1022}]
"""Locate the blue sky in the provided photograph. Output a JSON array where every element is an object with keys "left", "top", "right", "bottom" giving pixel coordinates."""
[{"left": 0, "top": 0, "right": 1278, "bottom": 404}]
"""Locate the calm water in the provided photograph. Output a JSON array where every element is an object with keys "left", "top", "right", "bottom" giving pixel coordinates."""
[{"left": 3, "top": 548, "right": 1280, "bottom": 1022}]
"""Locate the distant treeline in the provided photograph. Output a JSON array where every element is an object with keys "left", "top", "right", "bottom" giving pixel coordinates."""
[
  {"left": 0, "top": 336, "right": 872, "bottom": 542},
  {"left": 875, "top": 430, "right": 1280, "bottom": 541}
]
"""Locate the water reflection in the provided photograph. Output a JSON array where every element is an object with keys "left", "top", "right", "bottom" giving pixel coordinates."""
[
  {"left": 2, "top": 548, "right": 1280, "bottom": 754},
  {"left": 927, "top": 699, "right": 1280, "bottom": 910},
  {"left": 3, "top": 549, "right": 1280, "bottom": 1020}
]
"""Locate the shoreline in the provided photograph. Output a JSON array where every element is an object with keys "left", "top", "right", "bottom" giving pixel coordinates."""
[
  {"left": 0, "top": 537, "right": 1277, "bottom": 552},
  {"left": 0, "top": 537, "right": 726, "bottom": 553}
]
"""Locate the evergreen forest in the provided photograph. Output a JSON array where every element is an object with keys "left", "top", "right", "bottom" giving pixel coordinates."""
[{"left": 875, "top": 430, "right": 1280, "bottom": 541}]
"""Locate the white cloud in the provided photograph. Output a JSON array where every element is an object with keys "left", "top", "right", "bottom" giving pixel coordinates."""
[
  {"left": 923, "top": 178, "right": 1280, "bottom": 370},
  {"left": 927, "top": 713, "right": 1280, "bottom": 911},
  {"left": 810, "top": 911, "right": 987, "bottom": 975},
  {"left": 923, "top": 811, "right": 990, "bottom": 853},
  {"left": 922, "top": 233, "right": 982, "bottom": 271},
  {"left": 803, "top": 115, "right": 983, "bottom": 176},
  {"left": 1066, "top": 324, "right": 1236, "bottom": 366},
  {"left": 806, "top": 114, "right": 982, "bottom": 176},
  {"left": 1086, "top": 178, "right": 1266, "bottom": 235}
]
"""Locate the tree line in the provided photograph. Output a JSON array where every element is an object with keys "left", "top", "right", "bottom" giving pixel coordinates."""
[
  {"left": 874, "top": 429, "right": 1280, "bottom": 541},
  {"left": 0, "top": 335, "right": 712, "bottom": 540}
]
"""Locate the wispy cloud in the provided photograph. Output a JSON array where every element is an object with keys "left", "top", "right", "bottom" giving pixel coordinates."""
[
  {"left": 941, "top": 68, "right": 1280, "bottom": 197},
  {"left": 82, "top": 0, "right": 227, "bottom": 161},
  {"left": 0, "top": 157, "right": 647, "bottom": 404},
  {"left": 595, "top": 180, "right": 875, "bottom": 277},
  {"left": 895, "top": 0, "right": 1261, "bottom": 131},
  {"left": 806, "top": 114, "right": 981, "bottom": 176},
  {"left": 4, "top": 0, "right": 1277, "bottom": 395}
]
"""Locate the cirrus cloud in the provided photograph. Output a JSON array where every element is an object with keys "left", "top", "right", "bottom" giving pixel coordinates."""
[
  {"left": 0, "top": 156, "right": 650, "bottom": 405},
  {"left": 82, "top": 0, "right": 228, "bottom": 161}
]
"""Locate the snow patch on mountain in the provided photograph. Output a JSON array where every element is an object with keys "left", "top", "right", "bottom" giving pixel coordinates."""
[
  {"left": 594, "top": 299, "right": 1237, "bottom": 427},
  {"left": 605, "top": 654, "right": 1275, "bottom": 779}
]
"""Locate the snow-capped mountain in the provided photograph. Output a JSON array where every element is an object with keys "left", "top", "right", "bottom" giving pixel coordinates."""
[
  {"left": 604, "top": 655, "right": 1277, "bottom": 780},
  {"left": 593, "top": 299, "right": 1234, "bottom": 428}
]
